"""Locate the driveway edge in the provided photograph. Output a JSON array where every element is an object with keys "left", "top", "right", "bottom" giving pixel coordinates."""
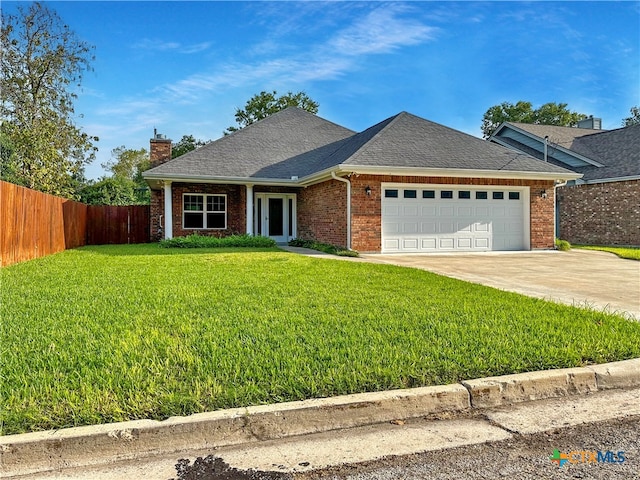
[{"left": 2, "top": 358, "right": 639, "bottom": 477}]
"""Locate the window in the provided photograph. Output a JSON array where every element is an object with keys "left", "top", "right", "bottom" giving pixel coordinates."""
[
  {"left": 385, "top": 189, "right": 399, "bottom": 198},
  {"left": 404, "top": 189, "right": 417, "bottom": 198},
  {"left": 183, "top": 194, "right": 226, "bottom": 229},
  {"left": 458, "top": 191, "right": 471, "bottom": 199},
  {"left": 441, "top": 190, "right": 453, "bottom": 199},
  {"left": 509, "top": 192, "right": 520, "bottom": 200},
  {"left": 493, "top": 192, "right": 504, "bottom": 200},
  {"left": 422, "top": 190, "right": 435, "bottom": 199},
  {"left": 476, "top": 191, "right": 488, "bottom": 200}
]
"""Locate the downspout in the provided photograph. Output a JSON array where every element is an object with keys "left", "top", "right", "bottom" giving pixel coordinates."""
[
  {"left": 331, "top": 171, "right": 351, "bottom": 250},
  {"left": 553, "top": 179, "right": 568, "bottom": 240}
]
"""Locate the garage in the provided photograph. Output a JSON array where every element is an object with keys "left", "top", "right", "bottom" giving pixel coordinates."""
[{"left": 381, "top": 184, "right": 530, "bottom": 253}]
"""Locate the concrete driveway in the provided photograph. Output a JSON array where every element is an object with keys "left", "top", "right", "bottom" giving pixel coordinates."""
[{"left": 362, "top": 249, "right": 640, "bottom": 320}]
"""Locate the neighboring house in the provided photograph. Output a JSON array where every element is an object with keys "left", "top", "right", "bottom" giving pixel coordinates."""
[
  {"left": 490, "top": 119, "right": 640, "bottom": 246},
  {"left": 143, "top": 107, "right": 579, "bottom": 253}
]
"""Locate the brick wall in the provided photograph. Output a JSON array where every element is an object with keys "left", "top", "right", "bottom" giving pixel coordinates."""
[
  {"left": 297, "top": 179, "right": 348, "bottom": 247},
  {"left": 150, "top": 183, "right": 246, "bottom": 239},
  {"left": 149, "top": 175, "right": 559, "bottom": 251},
  {"left": 150, "top": 188, "right": 164, "bottom": 241},
  {"left": 348, "top": 175, "right": 556, "bottom": 252},
  {"left": 558, "top": 180, "right": 640, "bottom": 246},
  {"left": 150, "top": 184, "right": 304, "bottom": 240}
]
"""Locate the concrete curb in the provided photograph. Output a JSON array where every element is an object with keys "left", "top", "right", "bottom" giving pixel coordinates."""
[{"left": 2, "top": 358, "right": 639, "bottom": 477}]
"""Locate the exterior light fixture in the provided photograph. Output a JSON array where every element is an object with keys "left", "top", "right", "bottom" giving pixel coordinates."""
[
  {"left": 365, "top": 185, "right": 372, "bottom": 196},
  {"left": 540, "top": 189, "right": 548, "bottom": 199}
]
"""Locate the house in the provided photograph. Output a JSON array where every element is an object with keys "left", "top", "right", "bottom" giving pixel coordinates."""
[
  {"left": 142, "top": 107, "right": 580, "bottom": 253},
  {"left": 489, "top": 119, "right": 640, "bottom": 246}
]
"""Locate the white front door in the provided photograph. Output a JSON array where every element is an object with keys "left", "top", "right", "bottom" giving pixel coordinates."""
[{"left": 255, "top": 194, "right": 296, "bottom": 243}]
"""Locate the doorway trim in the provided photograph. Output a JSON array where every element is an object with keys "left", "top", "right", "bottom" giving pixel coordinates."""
[{"left": 254, "top": 193, "right": 297, "bottom": 243}]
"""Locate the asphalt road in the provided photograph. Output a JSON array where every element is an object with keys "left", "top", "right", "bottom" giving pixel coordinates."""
[{"left": 303, "top": 416, "right": 640, "bottom": 480}]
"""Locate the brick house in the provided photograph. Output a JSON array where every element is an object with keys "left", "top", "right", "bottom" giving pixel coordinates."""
[
  {"left": 490, "top": 119, "right": 640, "bottom": 246},
  {"left": 143, "top": 108, "right": 579, "bottom": 253}
]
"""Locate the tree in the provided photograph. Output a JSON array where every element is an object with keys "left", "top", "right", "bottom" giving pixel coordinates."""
[
  {"left": 1, "top": 2, "right": 97, "bottom": 198},
  {"left": 102, "top": 146, "right": 149, "bottom": 181},
  {"left": 85, "top": 145, "right": 150, "bottom": 204},
  {"left": 622, "top": 106, "right": 640, "bottom": 127},
  {"left": 172, "top": 134, "right": 208, "bottom": 159},
  {"left": 78, "top": 176, "right": 143, "bottom": 206},
  {"left": 225, "top": 90, "right": 319, "bottom": 134},
  {"left": 481, "top": 101, "right": 587, "bottom": 138}
]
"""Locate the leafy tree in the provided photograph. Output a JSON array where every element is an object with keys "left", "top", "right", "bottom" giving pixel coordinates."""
[
  {"left": 172, "top": 134, "right": 208, "bottom": 159},
  {"left": 78, "top": 176, "right": 145, "bottom": 206},
  {"left": 481, "top": 101, "right": 587, "bottom": 138},
  {"left": 225, "top": 90, "right": 319, "bottom": 134},
  {"left": 622, "top": 106, "right": 640, "bottom": 127},
  {"left": 102, "top": 146, "right": 149, "bottom": 181},
  {"left": 1, "top": 2, "right": 98, "bottom": 198},
  {"left": 86, "top": 145, "right": 150, "bottom": 204}
]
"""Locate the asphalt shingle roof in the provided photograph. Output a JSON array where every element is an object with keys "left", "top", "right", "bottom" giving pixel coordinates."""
[
  {"left": 335, "top": 113, "right": 572, "bottom": 174},
  {"left": 503, "top": 123, "right": 640, "bottom": 181},
  {"left": 145, "top": 107, "right": 577, "bottom": 181},
  {"left": 146, "top": 107, "right": 355, "bottom": 179}
]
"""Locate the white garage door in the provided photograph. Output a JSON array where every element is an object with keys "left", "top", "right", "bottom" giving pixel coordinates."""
[{"left": 381, "top": 184, "right": 529, "bottom": 253}]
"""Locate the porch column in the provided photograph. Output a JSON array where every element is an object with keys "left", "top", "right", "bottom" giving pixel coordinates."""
[
  {"left": 246, "top": 184, "right": 254, "bottom": 235},
  {"left": 163, "top": 180, "right": 173, "bottom": 239}
]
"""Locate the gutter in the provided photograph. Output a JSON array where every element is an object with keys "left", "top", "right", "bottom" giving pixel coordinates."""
[{"left": 331, "top": 171, "right": 351, "bottom": 250}]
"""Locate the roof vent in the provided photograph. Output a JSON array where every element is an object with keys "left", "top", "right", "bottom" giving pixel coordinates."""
[
  {"left": 577, "top": 116, "right": 602, "bottom": 130},
  {"left": 291, "top": 175, "right": 299, "bottom": 180}
]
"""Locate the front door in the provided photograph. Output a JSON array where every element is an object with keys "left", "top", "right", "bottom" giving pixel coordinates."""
[{"left": 255, "top": 194, "right": 296, "bottom": 243}]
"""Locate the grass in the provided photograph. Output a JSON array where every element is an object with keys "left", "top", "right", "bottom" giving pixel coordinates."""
[
  {"left": 2, "top": 244, "right": 639, "bottom": 435},
  {"left": 574, "top": 245, "right": 640, "bottom": 261}
]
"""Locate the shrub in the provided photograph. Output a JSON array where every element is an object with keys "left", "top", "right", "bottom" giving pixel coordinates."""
[
  {"left": 159, "top": 234, "right": 277, "bottom": 249},
  {"left": 555, "top": 238, "right": 571, "bottom": 251},
  {"left": 288, "top": 238, "right": 359, "bottom": 257}
]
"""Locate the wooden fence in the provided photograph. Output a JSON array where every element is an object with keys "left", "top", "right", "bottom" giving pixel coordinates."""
[
  {"left": 1, "top": 181, "right": 150, "bottom": 267},
  {"left": 87, "top": 205, "right": 150, "bottom": 245}
]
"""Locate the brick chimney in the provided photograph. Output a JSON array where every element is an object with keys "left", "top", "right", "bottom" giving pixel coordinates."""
[{"left": 149, "top": 129, "right": 172, "bottom": 168}]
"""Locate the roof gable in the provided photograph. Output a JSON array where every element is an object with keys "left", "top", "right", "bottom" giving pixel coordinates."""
[
  {"left": 145, "top": 107, "right": 355, "bottom": 179},
  {"left": 337, "top": 113, "right": 574, "bottom": 175},
  {"left": 492, "top": 122, "right": 640, "bottom": 181}
]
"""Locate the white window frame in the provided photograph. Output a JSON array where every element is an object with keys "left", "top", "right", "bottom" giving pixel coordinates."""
[{"left": 182, "top": 193, "right": 227, "bottom": 230}]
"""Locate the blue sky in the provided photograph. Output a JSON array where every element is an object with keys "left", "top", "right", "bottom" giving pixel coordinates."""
[{"left": 6, "top": 1, "right": 640, "bottom": 179}]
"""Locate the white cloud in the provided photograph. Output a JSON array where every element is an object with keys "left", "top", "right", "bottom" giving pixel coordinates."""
[
  {"left": 153, "top": 3, "right": 437, "bottom": 103},
  {"left": 329, "top": 4, "right": 437, "bottom": 56},
  {"left": 133, "top": 38, "right": 212, "bottom": 54}
]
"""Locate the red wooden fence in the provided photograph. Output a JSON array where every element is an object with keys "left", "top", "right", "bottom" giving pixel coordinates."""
[{"left": 1, "top": 181, "right": 150, "bottom": 267}]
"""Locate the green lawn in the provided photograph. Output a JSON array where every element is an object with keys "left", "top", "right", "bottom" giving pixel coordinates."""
[
  {"left": 2, "top": 245, "right": 639, "bottom": 435},
  {"left": 574, "top": 245, "right": 640, "bottom": 261}
]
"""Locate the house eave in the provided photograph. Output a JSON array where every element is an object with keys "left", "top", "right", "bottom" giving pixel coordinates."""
[
  {"left": 143, "top": 173, "right": 303, "bottom": 189},
  {"left": 331, "top": 164, "right": 583, "bottom": 182},
  {"left": 144, "top": 164, "right": 583, "bottom": 190},
  {"left": 581, "top": 175, "right": 640, "bottom": 185}
]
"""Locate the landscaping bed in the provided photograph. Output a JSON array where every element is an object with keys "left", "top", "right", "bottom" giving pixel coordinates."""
[{"left": 1, "top": 244, "right": 639, "bottom": 435}]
